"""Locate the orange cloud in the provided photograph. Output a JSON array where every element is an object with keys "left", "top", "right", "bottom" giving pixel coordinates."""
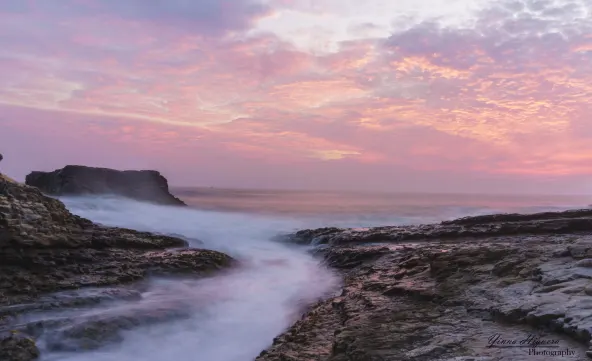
[{"left": 1, "top": 0, "right": 592, "bottom": 193}]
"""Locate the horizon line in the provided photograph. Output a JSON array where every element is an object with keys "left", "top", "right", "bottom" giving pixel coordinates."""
[{"left": 169, "top": 185, "right": 592, "bottom": 198}]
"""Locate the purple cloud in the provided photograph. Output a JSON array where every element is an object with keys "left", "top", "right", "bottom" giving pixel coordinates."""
[{"left": 0, "top": 0, "right": 272, "bottom": 36}]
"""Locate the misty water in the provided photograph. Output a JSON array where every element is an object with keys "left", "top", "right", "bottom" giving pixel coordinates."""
[{"left": 31, "top": 189, "right": 592, "bottom": 361}]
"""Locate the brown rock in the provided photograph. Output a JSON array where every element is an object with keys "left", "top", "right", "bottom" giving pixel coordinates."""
[
  {"left": 0, "top": 332, "right": 40, "bottom": 361},
  {"left": 0, "top": 176, "right": 235, "bottom": 308},
  {"left": 280, "top": 209, "right": 592, "bottom": 246},
  {"left": 259, "top": 217, "right": 592, "bottom": 360},
  {"left": 0, "top": 171, "right": 236, "bottom": 357}
]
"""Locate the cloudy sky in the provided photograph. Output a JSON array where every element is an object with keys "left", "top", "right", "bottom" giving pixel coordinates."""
[{"left": 1, "top": 0, "right": 591, "bottom": 194}]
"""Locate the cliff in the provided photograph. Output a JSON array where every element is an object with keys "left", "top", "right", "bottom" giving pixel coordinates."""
[{"left": 25, "top": 165, "right": 186, "bottom": 206}]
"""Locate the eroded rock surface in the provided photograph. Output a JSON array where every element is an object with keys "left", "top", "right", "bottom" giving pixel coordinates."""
[
  {"left": 0, "top": 332, "right": 40, "bottom": 361},
  {"left": 260, "top": 213, "right": 592, "bottom": 360},
  {"left": 283, "top": 208, "right": 592, "bottom": 246},
  {"left": 25, "top": 165, "right": 185, "bottom": 206},
  {"left": 0, "top": 177, "right": 233, "bottom": 306},
  {"left": 0, "top": 175, "right": 234, "bottom": 359}
]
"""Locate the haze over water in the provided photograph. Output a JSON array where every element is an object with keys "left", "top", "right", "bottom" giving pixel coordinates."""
[
  {"left": 175, "top": 187, "right": 592, "bottom": 227},
  {"left": 33, "top": 188, "right": 592, "bottom": 361}
]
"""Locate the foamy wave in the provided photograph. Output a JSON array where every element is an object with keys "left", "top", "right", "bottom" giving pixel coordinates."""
[
  {"left": 34, "top": 192, "right": 589, "bottom": 361},
  {"left": 37, "top": 196, "right": 339, "bottom": 361}
]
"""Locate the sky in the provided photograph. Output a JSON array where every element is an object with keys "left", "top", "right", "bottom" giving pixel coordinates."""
[{"left": 1, "top": 0, "right": 592, "bottom": 194}]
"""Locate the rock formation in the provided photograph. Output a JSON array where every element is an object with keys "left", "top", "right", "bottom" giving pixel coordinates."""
[
  {"left": 0, "top": 174, "right": 234, "bottom": 359},
  {"left": 25, "top": 165, "right": 186, "bottom": 206},
  {"left": 0, "top": 332, "right": 39, "bottom": 361},
  {"left": 260, "top": 210, "right": 592, "bottom": 360},
  {"left": 281, "top": 208, "right": 592, "bottom": 246}
]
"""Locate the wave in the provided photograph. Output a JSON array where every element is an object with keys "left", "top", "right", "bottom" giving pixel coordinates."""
[
  {"left": 32, "top": 192, "right": 591, "bottom": 361},
  {"left": 38, "top": 196, "right": 339, "bottom": 361}
]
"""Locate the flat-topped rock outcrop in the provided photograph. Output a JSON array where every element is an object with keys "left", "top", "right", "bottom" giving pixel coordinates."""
[{"left": 25, "top": 165, "right": 185, "bottom": 206}]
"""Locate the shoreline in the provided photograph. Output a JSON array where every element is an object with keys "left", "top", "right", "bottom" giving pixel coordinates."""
[
  {"left": 4, "top": 171, "right": 592, "bottom": 360},
  {"left": 258, "top": 208, "right": 592, "bottom": 360},
  {"left": 0, "top": 175, "right": 234, "bottom": 360}
]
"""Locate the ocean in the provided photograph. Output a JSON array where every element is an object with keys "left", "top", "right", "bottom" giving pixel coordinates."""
[
  {"left": 39, "top": 188, "right": 591, "bottom": 361},
  {"left": 174, "top": 187, "right": 592, "bottom": 227}
]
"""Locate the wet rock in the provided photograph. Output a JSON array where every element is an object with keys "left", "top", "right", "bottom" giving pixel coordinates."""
[
  {"left": 0, "top": 175, "right": 235, "bottom": 309},
  {"left": 0, "top": 287, "right": 143, "bottom": 318},
  {"left": 0, "top": 174, "right": 237, "bottom": 358},
  {"left": 576, "top": 259, "right": 592, "bottom": 268},
  {"left": 312, "top": 245, "right": 392, "bottom": 269},
  {"left": 568, "top": 240, "right": 592, "bottom": 259},
  {"left": 260, "top": 216, "right": 592, "bottom": 360},
  {"left": 281, "top": 227, "right": 344, "bottom": 245},
  {"left": 0, "top": 332, "right": 40, "bottom": 361},
  {"left": 25, "top": 165, "right": 185, "bottom": 206},
  {"left": 280, "top": 211, "right": 592, "bottom": 247},
  {"left": 442, "top": 208, "right": 592, "bottom": 225},
  {"left": 44, "top": 305, "right": 192, "bottom": 351},
  {"left": 0, "top": 247, "right": 234, "bottom": 306}
]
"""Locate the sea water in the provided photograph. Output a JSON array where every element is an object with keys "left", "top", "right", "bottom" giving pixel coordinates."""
[{"left": 37, "top": 189, "right": 591, "bottom": 361}]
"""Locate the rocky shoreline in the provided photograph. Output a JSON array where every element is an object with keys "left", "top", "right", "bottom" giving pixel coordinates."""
[
  {"left": 282, "top": 208, "right": 592, "bottom": 246},
  {"left": 0, "top": 174, "right": 234, "bottom": 360},
  {"left": 258, "top": 209, "right": 592, "bottom": 360},
  {"left": 4, "top": 162, "right": 592, "bottom": 360}
]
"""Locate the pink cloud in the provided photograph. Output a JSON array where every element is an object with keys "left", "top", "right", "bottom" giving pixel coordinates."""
[{"left": 1, "top": 0, "right": 592, "bottom": 194}]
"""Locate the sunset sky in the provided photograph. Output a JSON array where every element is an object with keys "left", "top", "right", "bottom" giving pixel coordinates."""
[{"left": 1, "top": 0, "right": 592, "bottom": 194}]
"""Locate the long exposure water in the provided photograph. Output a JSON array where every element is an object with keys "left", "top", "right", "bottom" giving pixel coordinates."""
[{"left": 34, "top": 189, "right": 592, "bottom": 361}]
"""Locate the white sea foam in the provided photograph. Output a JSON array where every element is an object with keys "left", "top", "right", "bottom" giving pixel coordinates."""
[
  {"left": 35, "top": 191, "right": 591, "bottom": 361},
  {"left": 40, "top": 196, "right": 340, "bottom": 361}
]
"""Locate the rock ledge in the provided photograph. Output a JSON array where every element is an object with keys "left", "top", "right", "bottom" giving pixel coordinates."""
[
  {"left": 260, "top": 210, "right": 592, "bottom": 360},
  {"left": 0, "top": 173, "right": 234, "bottom": 359}
]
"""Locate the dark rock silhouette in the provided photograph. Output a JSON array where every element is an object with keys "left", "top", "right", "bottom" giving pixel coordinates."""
[{"left": 25, "top": 165, "right": 185, "bottom": 206}]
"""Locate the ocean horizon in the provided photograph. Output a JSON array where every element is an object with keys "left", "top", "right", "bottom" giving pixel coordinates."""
[
  {"left": 7, "top": 184, "right": 592, "bottom": 361},
  {"left": 171, "top": 186, "right": 592, "bottom": 228}
]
